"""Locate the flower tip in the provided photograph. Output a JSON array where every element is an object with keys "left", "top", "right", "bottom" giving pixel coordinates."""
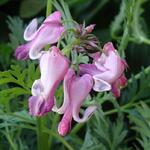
[
  {"left": 85, "top": 24, "right": 96, "bottom": 33},
  {"left": 103, "top": 42, "right": 115, "bottom": 53},
  {"left": 54, "top": 11, "right": 61, "bottom": 17},
  {"left": 58, "top": 121, "right": 70, "bottom": 136},
  {"left": 15, "top": 44, "right": 29, "bottom": 60}
]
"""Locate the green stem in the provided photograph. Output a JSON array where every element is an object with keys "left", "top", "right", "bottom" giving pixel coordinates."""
[
  {"left": 118, "top": 23, "right": 130, "bottom": 58},
  {"left": 43, "top": 128, "right": 74, "bottom": 150},
  {"left": 118, "top": 1, "right": 133, "bottom": 58},
  {"left": 49, "top": 114, "right": 60, "bottom": 149},
  {"left": 71, "top": 123, "right": 84, "bottom": 134},
  {"left": 45, "top": 0, "right": 53, "bottom": 50},
  {"left": 46, "top": 0, "right": 52, "bottom": 17},
  {"left": 104, "top": 99, "right": 150, "bottom": 116},
  {"left": 37, "top": 116, "right": 49, "bottom": 150},
  {"left": 62, "top": 38, "right": 80, "bottom": 57},
  {"left": 128, "top": 66, "right": 150, "bottom": 83}
]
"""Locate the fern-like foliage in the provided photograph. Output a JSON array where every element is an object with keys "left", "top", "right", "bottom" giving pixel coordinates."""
[
  {"left": 6, "top": 16, "right": 25, "bottom": 49},
  {"left": 111, "top": 0, "right": 150, "bottom": 45},
  {"left": 110, "top": 0, "right": 125, "bottom": 40},
  {"left": 128, "top": 102, "right": 150, "bottom": 150},
  {"left": 120, "top": 66, "right": 150, "bottom": 105},
  {"left": 81, "top": 110, "right": 129, "bottom": 150},
  {"left": 131, "top": 0, "right": 150, "bottom": 44},
  {"left": 0, "top": 62, "right": 39, "bottom": 107}
]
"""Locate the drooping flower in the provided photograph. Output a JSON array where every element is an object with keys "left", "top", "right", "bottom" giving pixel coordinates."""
[
  {"left": 52, "top": 68, "right": 96, "bottom": 136},
  {"left": 15, "top": 11, "right": 64, "bottom": 60},
  {"left": 80, "top": 42, "right": 127, "bottom": 97},
  {"left": 29, "top": 46, "right": 69, "bottom": 116}
]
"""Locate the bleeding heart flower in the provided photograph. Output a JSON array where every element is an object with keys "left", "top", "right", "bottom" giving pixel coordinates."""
[
  {"left": 79, "top": 42, "right": 127, "bottom": 97},
  {"left": 52, "top": 68, "right": 96, "bottom": 136},
  {"left": 15, "top": 11, "right": 64, "bottom": 60},
  {"left": 29, "top": 46, "right": 69, "bottom": 116}
]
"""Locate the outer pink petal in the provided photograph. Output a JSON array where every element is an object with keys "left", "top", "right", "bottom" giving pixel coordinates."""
[
  {"left": 119, "top": 74, "right": 127, "bottom": 87},
  {"left": 44, "top": 11, "right": 62, "bottom": 23},
  {"left": 29, "top": 24, "right": 64, "bottom": 59},
  {"left": 52, "top": 69, "right": 74, "bottom": 114},
  {"left": 89, "top": 52, "right": 101, "bottom": 62},
  {"left": 103, "top": 42, "right": 116, "bottom": 53},
  {"left": 40, "top": 46, "right": 69, "bottom": 93},
  {"left": 111, "top": 74, "right": 127, "bottom": 97},
  {"left": 29, "top": 46, "right": 69, "bottom": 116},
  {"left": 24, "top": 11, "right": 62, "bottom": 42},
  {"left": 79, "top": 64, "right": 100, "bottom": 76},
  {"left": 111, "top": 81, "right": 120, "bottom": 98},
  {"left": 71, "top": 74, "right": 94, "bottom": 123}
]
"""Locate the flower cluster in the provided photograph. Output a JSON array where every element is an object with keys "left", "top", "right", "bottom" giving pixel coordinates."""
[{"left": 15, "top": 11, "right": 127, "bottom": 136}]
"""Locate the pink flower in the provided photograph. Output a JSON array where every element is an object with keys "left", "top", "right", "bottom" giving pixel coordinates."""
[
  {"left": 15, "top": 11, "right": 64, "bottom": 60},
  {"left": 52, "top": 68, "right": 96, "bottom": 136},
  {"left": 80, "top": 42, "right": 127, "bottom": 97},
  {"left": 29, "top": 46, "right": 69, "bottom": 116}
]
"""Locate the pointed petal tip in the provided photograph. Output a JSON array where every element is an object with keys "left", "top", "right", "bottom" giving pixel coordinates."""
[
  {"left": 15, "top": 44, "right": 29, "bottom": 60},
  {"left": 58, "top": 121, "right": 70, "bottom": 136},
  {"left": 103, "top": 42, "right": 115, "bottom": 53}
]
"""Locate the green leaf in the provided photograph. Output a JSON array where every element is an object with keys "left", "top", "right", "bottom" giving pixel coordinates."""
[
  {"left": 6, "top": 16, "right": 25, "bottom": 49},
  {"left": 0, "top": 62, "right": 40, "bottom": 105},
  {"left": 131, "top": 0, "right": 150, "bottom": 44},
  {"left": 20, "top": 0, "right": 47, "bottom": 18},
  {"left": 128, "top": 102, "right": 150, "bottom": 149}
]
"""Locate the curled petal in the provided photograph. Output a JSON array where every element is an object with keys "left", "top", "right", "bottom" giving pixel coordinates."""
[
  {"left": 52, "top": 69, "right": 74, "bottom": 114},
  {"left": 73, "top": 105, "right": 97, "bottom": 123},
  {"left": 24, "top": 18, "right": 38, "bottom": 41},
  {"left": 93, "top": 75, "right": 111, "bottom": 92},
  {"left": 31, "top": 79, "right": 44, "bottom": 96}
]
